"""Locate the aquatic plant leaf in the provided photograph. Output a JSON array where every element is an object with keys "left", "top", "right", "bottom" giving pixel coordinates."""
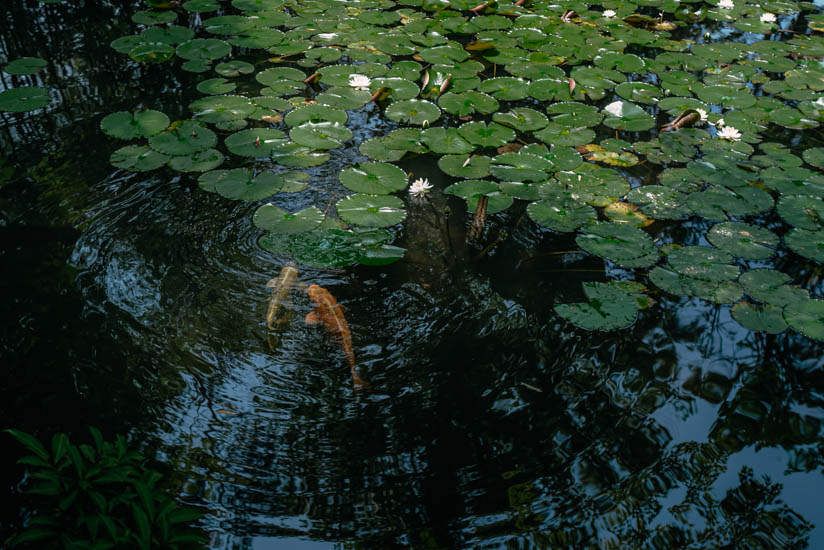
[
  {"left": 420, "top": 127, "right": 474, "bottom": 155},
  {"left": 533, "top": 124, "right": 595, "bottom": 147},
  {"left": 139, "top": 26, "right": 195, "bottom": 45},
  {"left": 269, "top": 142, "right": 329, "bottom": 167},
  {"left": 602, "top": 101, "right": 655, "bottom": 131},
  {"left": 358, "top": 138, "right": 406, "bottom": 162},
  {"left": 777, "top": 195, "right": 824, "bottom": 230},
  {"left": 555, "top": 282, "right": 640, "bottom": 331},
  {"left": 128, "top": 42, "right": 175, "bottom": 63},
  {"left": 760, "top": 166, "right": 824, "bottom": 197},
  {"left": 370, "top": 77, "right": 419, "bottom": 100},
  {"left": 603, "top": 202, "right": 654, "bottom": 227},
  {"left": 189, "top": 95, "right": 256, "bottom": 123},
  {"left": 784, "top": 298, "right": 824, "bottom": 341},
  {"left": 438, "top": 155, "right": 490, "bottom": 179},
  {"left": 739, "top": 269, "right": 808, "bottom": 307},
  {"left": 0, "top": 87, "right": 49, "bottom": 112},
  {"left": 290, "top": 122, "right": 353, "bottom": 150},
  {"left": 181, "top": 59, "right": 211, "bottom": 73},
  {"left": 490, "top": 153, "right": 553, "bottom": 182},
  {"left": 100, "top": 110, "right": 170, "bottom": 139},
  {"left": 731, "top": 303, "right": 788, "bottom": 334},
  {"left": 706, "top": 222, "right": 778, "bottom": 260},
  {"left": 478, "top": 77, "right": 529, "bottom": 101},
  {"left": 224, "top": 128, "right": 287, "bottom": 157},
  {"left": 148, "top": 120, "right": 216, "bottom": 155},
  {"left": 492, "top": 108, "right": 548, "bottom": 132},
  {"left": 254, "top": 204, "right": 324, "bottom": 234},
  {"left": 316, "top": 87, "right": 372, "bottom": 110},
  {"left": 686, "top": 185, "right": 773, "bottom": 221},
  {"left": 444, "top": 179, "right": 498, "bottom": 199},
  {"left": 576, "top": 222, "right": 657, "bottom": 268},
  {"left": 167, "top": 148, "right": 224, "bottom": 172},
  {"left": 626, "top": 185, "right": 690, "bottom": 220},
  {"left": 438, "top": 92, "right": 498, "bottom": 116},
  {"left": 176, "top": 38, "right": 231, "bottom": 61},
  {"left": 785, "top": 228, "right": 824, "bottom": 263},
  {"left": 196, "top": 77, "right": 236, "bottom": 95},
  {"left": 615, "top": 82, "right": 662, "bottom": 105},
  {"left": 803, "top": 148, "right": 824, "bottom": 170},
  {"left": 4, "top": 57, "right": 47, "bottom": 75},
  {"left": 666, "top": 246, "right": 740, "bottom": 282},
  {"left": 284, "top": 104, "right": 347, "bottom": 127},
  {"left": 498, "top": 182, "right": 540, "bottom": 201},
  {"left": 259, "top": 223, "right": 396, "bottom": 268},
  {"left": 336, "top": 194, "right": 406, "bottom": 227},
  {"left": 527, "top": 200, "right": 596, "bottom": 233},
  {"left": 110, "top": 145, "right": 170, "bottom": 172},
  {"left": 556, "top": 166, "right": 629, "bottom": 207},
  {"left": 384, "top": 99, "right": 441, "bottom": 126},
  {"left": 457, "top": 122, "right": 515, "bottom": 148},
  {"left": 132, "top": 10, "right": 177, "bottom": 25},
  {"left": 200, "top": 168, "right": 290, "bottom": 199},
  {"left": 650, "top": 267, "right": 743, "bottom": 304},
  {"left": 183, "top": 0, "right": 220, "bottom": 11},
  {"left": 467, "top": 192, "right": 513, "bottom": 215},
  {"left": 545, "top": 102, "right": 604, "bottom": 128},
  {"left": 339, "top": 162, "right": 408, "bottom": 195},
  {"left": 252, "top": 96, "right": 291, "bottom": 112}
]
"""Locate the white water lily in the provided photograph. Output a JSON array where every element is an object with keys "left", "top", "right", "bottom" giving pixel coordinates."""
[
  {"left": 409, "top": 177, "right": 433, "bottom": 199},
  {"left": 348, "top": 74, "right": 371, "bottom": 90},
  {"left": 717, "top": 126, "right": 742, "bottom": 141},
  {"left": 603, "top": 9, "right": 616, "bottom": 17},
  {"left": 718, "top": 0, "right": 734, "bottom": 9},
  {"left": 316, "top": 33, "right": 338, "bottom": 40},
  {"left": 760, "top": 12, "right": 777, "bottom": 23},
  {"left": 604, "top": 101, "right": 624, "bottom": 117},
  {"left": 696, "top": 108, "right": 708, "bottom": 124}
]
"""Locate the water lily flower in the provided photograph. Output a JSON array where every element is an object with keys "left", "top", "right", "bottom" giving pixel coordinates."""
[
  {"left": 348, "top": 74, "right": 371, "bottom": 90},
  {"left": 409, "top": 177, "right": 433, "bottom": 199},
  {"left": 718, "top": 0, "right": 734, "bottom": 9},
  {"left": 717, "top": 126, "right": 742, "bottom": 141},
  {"left": 760, "top": 12, "right": 777, "bottom": 23},
  {"left": 696, "top": 108, "right": 708, "bottom": 124},
  {"left": 604, "top": 101, "right": 624, "bottom": 117},
  {"left": 603, "top": 9, "right": 616, "bottom": 17}
]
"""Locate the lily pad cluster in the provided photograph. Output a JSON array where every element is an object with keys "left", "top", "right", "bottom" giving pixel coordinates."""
[
  {"left": 0, "top": 57, "right": 50, "bottom": 112},
  {"left": 102, "top": 0, "right": 824, "bottom": 339}
]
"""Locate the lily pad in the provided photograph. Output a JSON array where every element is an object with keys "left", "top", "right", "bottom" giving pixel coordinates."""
[
  {"left": 731, "top": 303, "right": 788, "bottom": 334},
  {"left": 626, "top": 186, "right": 690, "bottom": 220},
  {"left": 196, "top": 78, "right": 236, "bottom": 95},
  {"left": 602, "top": 101, "right": 656, "bottom": 132},
  {"left": 290, "top": 122, "right": 353, "bottom": 150},
  {"left": 148, "top": 120, "right": 217, "bottom": 155},
  {"left": 527, "top": 200, "right": 596, "bottom": 233},
  {"left": 284, "top": 104, "right": 347, "bottom": 127},
  {"left": 0, "top": 87, "right": 49, "bottom": 112},
  {"left": 110, "top": 145, "right": 169, "bottom": 172},
  {"left": 438, "top": 155, "right": 491, "bottom": 179},
  {"left": 384, "top": 99, "right": 441, "bottom": 126},
  {"left": 176, "top": 38, "right": 231, "bottom": 60},
  {"left": 189, "top": 95, "right": 256, "bottom": 123},
  {"left": 100, "top": 110, "right": 169, "bottom": 139},
  {"left": 4, "top": 57, "right": 47, "bottom": 75},
  {"left": 784, "top": 298, "right": 824, "bottom": 341},
  {"left": 438, "top": 92, "right": 498, "bottom": 116},
  {"left": 555, "top": 282, "right": 642, "bottom": 331},
  {"left": 214, "top": 60, "right": 254, "bottom": 77},
  {"left": 457, "top": 121, "right": 515, "bottom": 149},
  {"left": 576, "top": 222, "right": 658, "bottom": 268},
  {"left": 254, "top": 204, "right": 325, "bottom": 234},
  {"left": 167, "top": 148, "right": 224, "bottom": 172},
  {"left": 785, "top": 228, "right": 824, "bottom": 263},
  {"left": 224, "top": 128, "right": 287, "bottom": 157},
  {"left": 420, "top": 127, "right": 474, "bottom": 155},
  {"left": 336, "top": 194, "right": 406, "bottom": 227},
  {"left": 492, "top": 108, "right": 548, "bottom": 132},
  {"left": 199, "top": 168, "right": 297, "bottom": 199},
  {"left": 490, "top": 153, "right": 553, "bottom": 182},
  {"left": 339, "top": 162, "right": 408, "bottom": 194},
  {"left": 443, "top": 179, "right": 499, "bottom": 199},
  {"left": 739, "top": 269, "right": 808, "bottom": 307},
  {"left": 706, "top": 221, "right": 778, "bottom": 260}
]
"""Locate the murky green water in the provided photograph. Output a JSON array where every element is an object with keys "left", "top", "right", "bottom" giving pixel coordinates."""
[{"left": 2, "top": 1, "right": 824, "bottom": 549}]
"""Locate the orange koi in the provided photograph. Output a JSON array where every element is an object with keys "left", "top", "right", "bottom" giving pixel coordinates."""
[{"left": 305, "top": 285, "right": 365, "bottom": 388}]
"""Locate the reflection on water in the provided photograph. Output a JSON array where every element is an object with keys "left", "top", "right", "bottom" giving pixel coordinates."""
[{"left": 1, "top": 1, "right": 823, "bottom": 549}]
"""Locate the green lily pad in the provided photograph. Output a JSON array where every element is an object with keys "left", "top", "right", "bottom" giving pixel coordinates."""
[
  {"left": 100, "top": 110, "right": 170, "bottom": 139},
  {"left": 555, "top": 281, "right": 642, "bottom": 331},
  {"left": 466, "top": 192, "right": 514, "bottom": 215},
  {"left": 490, "top": 153, "right": 553, "bottom": 182},
  {"left": 527, "top": 200, "right": 596, "bottom": 233},
  {"left": 336, "top": 194, "right": 406, "bottom": 227},
  {"left": 706, "top": 221, "right": 778, "bottom": 260},
  {"left": 4, "top": 57, "right": 47, "bottom": 75},
  {"left": 615, "top": 82, "right": 662, "bottom": 105},
  {"left": 269, "top": 142, "right": 330, "bottom": 167},
  {"left": 784, "top": 298, "right": 824, "bottom": 341},
  {"left": 254, "top": 204, "right": 325, "bottom": 234},
  {"left": 176, "top": 38, "right": 231, "bottom": 60},
  {"left": 457, "top": 121, "right": 515, "bottom": 149},
  {"left": 110, "top": 145, "right": 169, "bottom": 172},
  {"left": 687, "top": 185, "right": 773, "bottom": 221},
  {"left": 189, "top": 95, "right": 256, "bottom": 123},
  {"left": 777, "top": 195, "right": 824, "bottom": 230},
  {"left": 384, "top": 99, "right": 441, "bottom": 126},
  {"left": 132, "top": 10, "right": 177, "bottom": 25},
  {"left": 438, "top": 155, "right": 491, "bottom": 179},
  {"left": 492, "top": 108, "right": 548, "bottom": 132},
  {"left": 760, "top": 166, "right": 824, "bottom": 197},
  {"left": 140, "top": 26, "right": 195, "bottom": 46},
  {"left": 316, "top": 87, "right": 372, "bottom": 110},
  {"left": 478, "top": 77, "right": 529, "bottom": 101},
  {"left": 420, "top": 127, "right": 474, "bottom": 155},
  {"left": 358, "top": 138, "right": 406, "bottom": 162},
  {"left": 196, "top": 78, "right": 236, "bottom": 95},
  {"left": 546, "top": 102, "right": 604, "bottom": 128},
  {"left": 214, "top": 60, "right": 254, "bottom": 77},
  {"left": 339, "top": 162, "right": 408, "bottom": 195},
  {"left": 183, "top": 0, "right": 220, "bottom": 11},
  {"left": 556, "top": 166, "right": 629, "bottom": 207},
  {"left": 785, "top": 228, "right": 824, "bottom": 263},
  {"left": 739, "top": 269, "right": 808, "bottom": 307},
  {"left": 533, "top": 124, "right": 595, "bottom": 147},
  {"left": 149, "top": 121, "right": 217, "bottom": 155},
  {"left": 370, "top": 77, "right": 419, "bottom": 100},
  {"left": 444, "top": 179, "right": 498, "bottom": 199},
  {"left": 651, "top": 265, "right": 743, "bottom": 304},
  {"left": 731, "top": 302, "right": 789, "bottom": 334},
  {"left": 576, "top": 222, "right": 658, "bottom": 268},
  {"left": 129, "top": 43, "right": 176, "bottom": 63},
  {"left": 199, "top": 168, "right": 296, "bottom": 199},
  {"left": 284, "top": 104, "right": 347, "bottom": 127},
  {"left": 602, "top": 101, "right": 656, "bottom": 131},
  {"left": 167, "top": 148, "right": 224, "bottom": 172},
  {"left": 290, "top": 122, "right": 353, "bottom": 150},
  {"left": 438, "top": 92, "right": 498, "bottom": 116},
  {"left": 803, "top": 148, "right": 824, "bottom": 169},
  {"left": 626, "top": 185, "right": 691, "bottom": 220},
  {"left": 181, "top": 59, "right": 212, "bottom": 73},
  {"left": 224, "top": 128, "right": 287, "bottom": 157},
  {"left": 0, "top": 87, "right": 50, "bottom": 112}
]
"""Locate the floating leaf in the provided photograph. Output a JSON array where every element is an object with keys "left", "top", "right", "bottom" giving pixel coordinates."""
[
  {"left": 731, "top": 303, "right": 788, "bottom": 334},
  {"left": 148, "top": 120, "right": 216, "bottom": 155},
  {"left": 420, "top": 127, "right": 474, "bottom": 155},
  {"left": 492, "top": 108, "right": 548, "bottom": 132},
  {"left": 0, "top": 87, "right": 49, "bottom": 112},
  {"left": 336, "top": 194, "right": 406, "bottom": 227},
  {"left": 4, "top": 57, "right": 47, "bottom": 75},
  {"left": 290, "top": 122, "right": 353, "bottom": 150},
  {"left": 176, "top": 38, "right": 231, "bottom": 60},
  {"left": 626, "top": 185, "right": 690, "bottom": 220},
  {"left": 457, "top": 121, "right": 515, "bottom": 149},
  {"left": 784, "top": 299, "right": 824, "bottom": 341},
  {"left": 196, "top": 77, "right": 236, "bottom": 95},
  {"left": 438, "top": 155, "right": 490, "bottom": 179},
  {"left": 167, "top": 148, "right": 224, "bottom": 172},
  {"left": 189, "top": 95, "right": 256, "bottom": 123},
  {"left": 100, "top": 110, "right": 169, "bottom": 139},
  {"left": 478, "top": 77, "right": 529, "bottom": 101},
  {"left": 110, "top": 145, "right": 169, "bottom": 172},
  {"left": 384, "top": 99, "right": 441, "bottom": 126},
  {"left": 490, "top": 153, "right": 553, "bottom": 182},
  {"left": 444, "top": 179, "right": 499, "bottom": 199},
  {"left": 224, "top": 128, "right": 286, "bottom": 157},
  {"left": 438, "top": 92, "right": 498, "bottom": 116},
  {"left": 555, "top": 282, "right": 642, "bottom": 331},
  {"left": 284, "top": 104, "right": 347, "bottom": 127},
  {"left": 214, "top": 60, "right": 254, "bottom": 77},
  {"left": 576, "top": 222, "right": 658, "bottom": 268},
  {"left": 339, "top": 162, "right": 408, "bottom": 195},
  {"left": 527, "top": 200, "right": 596, "bottom": 233},
  {"left": 254, "top": 204, "right": 324, "bottom": 234},
  {"left": 739, "top": 269, "right": 808, "bottom": 307},
  {"left": 602, "top": 101, "right": 655, "bottom": 132},
  {"left": 706, "top": 221, "right": 778, "bottom": 260},
  {"left": 777, "top": 195, "right": 824, "bottom": 230},
  {"left": 199, "top": 168, "right": 297, "bottom": 200},
  {"left": 785, "top": 228, "right": 824, "bottom": 263}
]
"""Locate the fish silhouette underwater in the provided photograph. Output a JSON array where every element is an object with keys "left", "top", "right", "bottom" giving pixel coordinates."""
[{"left": 304, "top": 284, "right": 366, "bottom": 389}]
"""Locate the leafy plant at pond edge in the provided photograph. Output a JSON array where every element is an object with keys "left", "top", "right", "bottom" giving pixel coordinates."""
[{"left": 6, "top": 427, "right": 207, "bottom": 550}]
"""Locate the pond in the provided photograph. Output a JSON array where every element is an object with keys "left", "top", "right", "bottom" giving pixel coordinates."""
[{"left": 2, "top": 0, "right": 824, "bottom": 548}]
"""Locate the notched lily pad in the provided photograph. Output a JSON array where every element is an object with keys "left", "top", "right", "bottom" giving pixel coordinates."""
[
  {"left": 336, "top": 194, "right": 406, "bottom": 227},
  {"left": 339, "top": 162, "right": 408, "bottom": 195},
  {"left": 732, "top": 302, "right": 789, "bottom": 334},
  {"left": 110, "top": 144, "right": 169, "bottom": 172},
  {"left": 100, "top": 110, "right": 169, "bottom": 139},
  {"left": 706, "top": 221, "right": 778, "bottom": 260},
  {"left": 576, "top": 222, "right": 658, "bottom": 268},
  {"left": 0, "top": 87, "right": 50, "bottom": 112},
  {"left": 555, "top": 282, "right": 646, "bottom": 331},
  {"left": 254, "top": 204, "right": 325, "bottom": 234}
]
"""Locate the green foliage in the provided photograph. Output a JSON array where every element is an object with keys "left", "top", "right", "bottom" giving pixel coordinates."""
[{"left": 6, "top": 427, "right": 207, "bottom": 550}]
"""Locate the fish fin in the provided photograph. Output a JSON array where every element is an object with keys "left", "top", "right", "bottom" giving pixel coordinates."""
[
  {"left": 266, "top": 278, "right": 277, "bottom": 288},
  {"left": 305, "top": 311, "right": 320, "bottom": 325}
]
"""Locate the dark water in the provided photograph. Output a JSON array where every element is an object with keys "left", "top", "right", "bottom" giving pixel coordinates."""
[{"left": 2, "top": 1, "right": 823, "bottom": 549}]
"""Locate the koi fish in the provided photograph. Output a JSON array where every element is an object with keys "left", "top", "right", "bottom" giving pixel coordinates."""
[
  {"left": 305, "top": 284, "right": 365, "bottom": 388},
  {"left": 266, "top": 262, "right": 299, "bottom": 330}
]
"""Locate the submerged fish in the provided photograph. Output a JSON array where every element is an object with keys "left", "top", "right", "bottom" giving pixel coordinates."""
[
  {"left": 266, "top": 262, "right": 299, "bottom": 330},
  {"left": 305, "top": 284, "right": 365, "bottom": 388}
]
